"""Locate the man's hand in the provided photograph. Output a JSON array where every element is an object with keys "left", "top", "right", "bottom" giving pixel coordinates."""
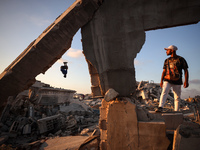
[
  {"left": 160, "top": 81, "right": 163, "bottom": 88},
  {"left": 183, "top": 81, "right": 189, "bottom": 88}
]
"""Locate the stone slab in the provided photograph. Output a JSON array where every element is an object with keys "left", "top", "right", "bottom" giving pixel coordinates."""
[
  {"left": 138, "top": 121, "right": 170, "bottom": 150},
  {"left": 162, "top": 113, "right": 183, "bottom": 130},
  {"left": 106, "top": 100, "right": 138, "bottom": 150}
]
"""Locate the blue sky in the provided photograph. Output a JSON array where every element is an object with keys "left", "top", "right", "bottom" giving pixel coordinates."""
[{"left": 0, "top": 0, "right": 200, "bottom": 99}]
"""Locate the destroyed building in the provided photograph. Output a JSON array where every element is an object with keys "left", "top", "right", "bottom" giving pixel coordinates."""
[
  {"left": 0, "top": 80, "right": 100, "bottom": 149},
  {"left": 0, "top": 0, "right": 200, "bottom": 149},
  {"left": 0, "top": 80, "right": 200, "bottom": 149}
]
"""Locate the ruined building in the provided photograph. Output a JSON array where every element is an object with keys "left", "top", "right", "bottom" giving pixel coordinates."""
[{"left": 0, "top": 0, "right": 200, "bottom": 149}]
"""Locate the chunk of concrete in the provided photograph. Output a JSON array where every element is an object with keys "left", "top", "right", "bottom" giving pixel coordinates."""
[
  {"left": 173, "top": 124, "right": 200, "bottom": 150},
  {"left": 104, "top": 88, "right": 119, "bottom": 102},
  {"left": 138, "top": 121, "right": 170, "bottom": 149},
  {"left": 162, "top": 113, "right": 183, "bottom": 130},
  {"left": 106, "top": 100, "right": 138, "bottom": 150}
]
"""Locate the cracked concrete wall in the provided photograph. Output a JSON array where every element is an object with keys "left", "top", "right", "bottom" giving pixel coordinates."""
[{"left": 81, "top": 0, "right": 200, "bottom": 96}]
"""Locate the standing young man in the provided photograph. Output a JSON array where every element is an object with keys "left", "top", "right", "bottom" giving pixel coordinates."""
[{"left": 156, "top": 45, "right": 189, "bottom": 112}]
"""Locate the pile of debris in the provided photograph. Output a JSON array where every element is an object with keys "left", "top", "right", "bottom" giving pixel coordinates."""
[
  {"left": 135, "top": 81, "right": 200, "bottom": 122},
  {"left": 0, "top": 81, "right": 99, "bottom": 149},
  {"left": 0, "top": 80, "right": 200, "bottom": 149}
]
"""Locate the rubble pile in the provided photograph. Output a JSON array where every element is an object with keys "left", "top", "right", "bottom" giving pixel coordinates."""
[
  {"left": 135, "top": 81, "right": 200, "bottom": 122},
  {"left": 0, "top": 80, "right": 200, "bottom": 149},
  {"left": 0, "top": 83, "right": 99, "bottom": 149}
]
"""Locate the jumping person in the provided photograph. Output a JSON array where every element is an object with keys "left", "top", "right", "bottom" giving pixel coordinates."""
[{"left": 60, "top": 62, "right": 68, "bottom": 78}]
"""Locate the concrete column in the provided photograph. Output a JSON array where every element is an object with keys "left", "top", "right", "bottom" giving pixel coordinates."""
[{"left": 82, "top": 0, "right": 145, "bottom": 96}]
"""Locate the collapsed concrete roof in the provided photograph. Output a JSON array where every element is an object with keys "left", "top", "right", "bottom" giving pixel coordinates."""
[{"left": 0, "top": 0, "right": 200, "bottom": 115}]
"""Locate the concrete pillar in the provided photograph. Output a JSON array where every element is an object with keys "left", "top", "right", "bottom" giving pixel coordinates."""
[{"left": 82, "top": 0, "right": 145, "bottom": 96}]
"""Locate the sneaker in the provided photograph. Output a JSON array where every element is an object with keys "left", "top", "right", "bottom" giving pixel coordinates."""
[{"left": 155, "top": 107, "right": 163, "bottom": 113}]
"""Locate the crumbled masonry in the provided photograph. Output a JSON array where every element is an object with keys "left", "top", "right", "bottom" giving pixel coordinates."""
[
  {"left": 0, "top": 0, "right": 200, "bottom": 149},
  {"left": 0, "top": 80, "right": 200, "bottom": 149}
]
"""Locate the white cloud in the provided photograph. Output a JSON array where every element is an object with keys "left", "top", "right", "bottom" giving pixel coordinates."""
[
  {"left": 66, "top": 48, "right": 83, "bottom": 58},
  {"left": 57, "top": 58, "right": 65, "bottom": 64}
]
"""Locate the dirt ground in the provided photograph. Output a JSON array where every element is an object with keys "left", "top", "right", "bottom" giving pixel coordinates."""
[{"left": 39, "top": 136, "right": 89, "bottom": 150}]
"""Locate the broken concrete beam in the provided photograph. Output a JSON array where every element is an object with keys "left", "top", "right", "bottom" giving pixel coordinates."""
[
  {"left": 162, "top": 113, "right": 183, "bottom": 130},
  {"left": 0, "top": 0, "right": 102, "bottom": 115}
]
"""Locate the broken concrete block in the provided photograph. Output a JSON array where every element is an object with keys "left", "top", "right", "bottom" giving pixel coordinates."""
[
  {"left": 80, "top": 128, "right": 90, "bottom": 136},
  {"left": 23, "top": 124, "right": 31, "bottom": 134},
  {"left": 136, "top": 107, "right": 150, "bottom": 121},
  {"left": 173, "top": 124, "right": 200, "bottom": 150},
  {"left": 106, "top": 100, "right": 138, "bottom": 150},
  {"left": 138, "top": 121, "right": 170, "bottom": 149},
  {"left": 104, "top": 88, "right": 119, "bottom": 102},
  {"left": 37, "top": 114, "right": 64, "bottom": 134},
  {"left": 162, "top": 113, "right": 183, "bottom": 130}
]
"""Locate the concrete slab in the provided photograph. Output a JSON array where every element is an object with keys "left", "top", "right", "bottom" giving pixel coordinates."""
[
  {"left": 138, "top": 121, "right": 170, "bottom": 150},
  {"left": 162, "top": 113, "right": 183, "bottom": 130},
  {"left": 106, "top": 100, "right": 138, "bottom": 150}
]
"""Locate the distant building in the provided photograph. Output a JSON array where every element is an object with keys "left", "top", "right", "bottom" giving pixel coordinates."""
[{"left": 19, "top": 80, "right": 76, "bottom": 105}]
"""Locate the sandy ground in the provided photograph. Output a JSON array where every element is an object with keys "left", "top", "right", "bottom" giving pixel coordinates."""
[{"left": 40, "top": 136, "right": 89, "bottom": 150}]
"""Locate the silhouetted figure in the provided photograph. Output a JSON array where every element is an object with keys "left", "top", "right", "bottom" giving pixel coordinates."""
[{"left": 60, "top": 62, "right": 68, "bottom": 78}]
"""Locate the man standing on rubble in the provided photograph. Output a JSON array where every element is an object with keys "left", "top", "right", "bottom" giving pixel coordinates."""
[{"left": 156, "top": 45, "right": 189, "bottom": 112}]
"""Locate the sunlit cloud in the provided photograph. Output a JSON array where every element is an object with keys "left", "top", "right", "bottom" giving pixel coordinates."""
[
  {"left": 190, "top": 79, "right": 200, "bottom": 84},
  {"left": 57, "top": 58, "right": 71, "bottom": 65},
  {"left": 57, "top": 58, "right": 65, "bottom": 64},
  {"left": 66, "top": 48, "right": 83, "bottom": 58}
]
